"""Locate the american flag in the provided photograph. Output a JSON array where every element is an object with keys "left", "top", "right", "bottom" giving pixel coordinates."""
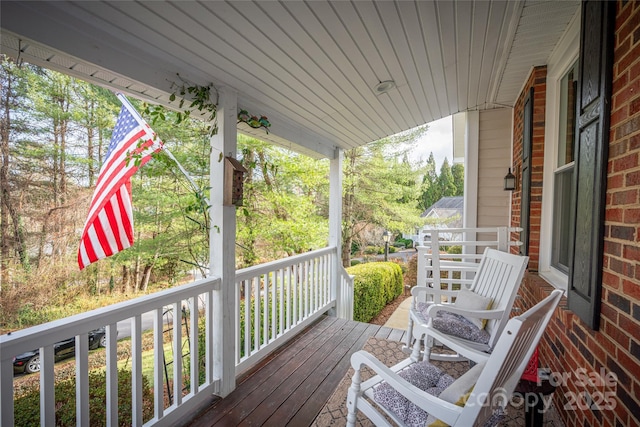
[{"left": 78, "top": 98, "right": 163, "bottom": 270}]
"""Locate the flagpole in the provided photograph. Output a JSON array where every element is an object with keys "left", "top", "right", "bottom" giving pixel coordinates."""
[{"left": 116, "top": 93, "right": 210, "bottom": 206}]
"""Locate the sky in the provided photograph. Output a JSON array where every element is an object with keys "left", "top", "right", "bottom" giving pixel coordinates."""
[{"left": 410, "top": 115, "right": 453, "bottom": 170}]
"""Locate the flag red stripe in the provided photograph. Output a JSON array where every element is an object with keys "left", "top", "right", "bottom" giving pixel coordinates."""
[
  {"left": 92, "top": 212, "right": 114, "bottom": 258},
  {"left": 120, "top": 182, "right": 134, "bottom": 245}
]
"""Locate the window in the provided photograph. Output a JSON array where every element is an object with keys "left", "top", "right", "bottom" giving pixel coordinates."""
[{"left": 551, "top": 62, "right": 578, "bottom": 273}]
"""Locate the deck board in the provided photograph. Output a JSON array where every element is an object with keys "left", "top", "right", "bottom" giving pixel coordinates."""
[{"left": 188, "top": 316, "right": 406, "bottom": 427}]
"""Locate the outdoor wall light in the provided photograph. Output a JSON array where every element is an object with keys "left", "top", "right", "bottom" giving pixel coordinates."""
[{"left": 504, "top": 168, "right": 516, "bottom": 191}]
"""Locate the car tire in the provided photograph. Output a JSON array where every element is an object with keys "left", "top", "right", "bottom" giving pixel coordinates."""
[
  {"left": 100, "top": 335, "right": 107, "bottom": 348},
  {"left": 25, "top": 355, "right": 40, "bottom": 374}
]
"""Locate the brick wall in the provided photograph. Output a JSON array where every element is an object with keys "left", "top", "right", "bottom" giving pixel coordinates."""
[
  {"left": 510, "top": 66, "right": 546, "bottom": 271},
  {"left": 515, "top": 2, "right": 640, "bottom": 426}
]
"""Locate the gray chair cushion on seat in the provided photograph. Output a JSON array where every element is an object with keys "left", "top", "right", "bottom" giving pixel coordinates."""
[
  {"left": 373, "top": 361, "right": 454, "bottom": 427},
  {"left": 420, "top": 306, "right": 491, "bottom": 345}
]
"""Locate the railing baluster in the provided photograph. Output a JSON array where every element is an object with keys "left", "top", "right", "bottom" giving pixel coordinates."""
[
  {"left": 40, "top": 345, "right": 55, "bottom": 426},
  {"left": 243, "top": 279, "right": 250, "bottom": 359},
  {"left": 293, "top": 263, "right": 298, "bottom": 325},
  {"left": 1, "top": 356, "right": 14, "bottom": 426},
  {"left": 190, "top": 296, "right": 199, "bottom": 394},
  {"left": 254, "top": 276, "right": 260, "bottom": 354},
  {"left": 279, "top": 268, "right": 284, "bottom": 337},
  {"left": 132, "top": 315, "right": 143, "bottom": 427},
  {"left": 173, "top": 302, "right": 183, "bottom": 407},
  {"left": 153, "top": 308, "right": 164, "bottom": 420},
  {"left": 76, "top": 332, "right": 90, "bottom": 426},
  {"left": 106, "top": 323, "right": 118, "bottom": 425},
  {"left": 271, "top": 271, "right": 276, "bottom": 341},
  {"left": 206, "top": 290, "right": 214, "bottom": 385}
]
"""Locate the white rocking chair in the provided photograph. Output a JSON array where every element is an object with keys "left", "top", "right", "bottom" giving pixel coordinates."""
[
  {"left": 406, "top": 248, "right": 528, "bottom": 362},
  {"left": 346, "top": 289, "right": 563, "bottom": 427}
]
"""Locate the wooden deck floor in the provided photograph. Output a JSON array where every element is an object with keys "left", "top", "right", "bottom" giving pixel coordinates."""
[{"left": 188, "top": 315, "right": 407, "bottom": 427}]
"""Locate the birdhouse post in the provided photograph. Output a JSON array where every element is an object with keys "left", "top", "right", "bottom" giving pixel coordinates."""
[{"left": 224, "top": 156, "right": 247, "bottom": 206}]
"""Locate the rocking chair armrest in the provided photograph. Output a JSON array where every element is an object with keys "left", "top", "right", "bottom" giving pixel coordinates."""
[
  {"left": 350, "top": 350, "right": 464, "bottom": 425},
  {"left": 411, "top": 286, "right": 459, "bottom": 301},
  {"left": 426, "top": 305, "right": 505, "bottom": 320},
  {"left": 412, "top": 324, "right": 491, "bottom": 364}
]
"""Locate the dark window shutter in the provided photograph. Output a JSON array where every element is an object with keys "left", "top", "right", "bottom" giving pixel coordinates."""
[
  {"left": 520, "top": 88, "right": 533, "bottom": 256},
  {"left": 568, "top": 0, "right": 614, "bottom": 330}
]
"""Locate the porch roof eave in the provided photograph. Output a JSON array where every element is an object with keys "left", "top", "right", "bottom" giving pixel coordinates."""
[{"left": 0, "top": 0, "right": 580, "bottom": 159}]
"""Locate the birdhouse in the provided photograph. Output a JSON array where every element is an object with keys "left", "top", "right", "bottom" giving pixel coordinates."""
[{"left": 224, "top": 156, "right": 247, "bottom": 206}]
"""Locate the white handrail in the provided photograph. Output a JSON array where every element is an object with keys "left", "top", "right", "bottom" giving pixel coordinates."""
[
  {"left": 235, "top": 247, "right": 339, "bottom": 375},
  {"left": 1, "top": 277, "right": 221, "bottom": 427}
]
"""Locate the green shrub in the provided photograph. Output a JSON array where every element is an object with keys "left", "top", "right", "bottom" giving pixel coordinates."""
[
  {"left": 14, "top": 368, "right": 153, "bottom": 426},
  {"left": 447, "top": 245, "right": 462, "bottom": 254},
  {"left": 394, "top": 238, "right": 414, "bottom": 249},
  {"left": 363, "top": 246, "right": 379, "bottom": 255},
  {"left": 347, "top": 262, "right": 403, "bottom": 323},
  {"left": 350, "top": 259, "right": 361, "bottom": 266}
]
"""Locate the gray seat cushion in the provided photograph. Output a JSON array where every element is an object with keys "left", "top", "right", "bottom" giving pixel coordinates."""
[
  {"left": 373, "top": 361, "right": 454, "bottom": 427},
  {"left": 419, "top": 306, "right": 490, "bottom": 345}
]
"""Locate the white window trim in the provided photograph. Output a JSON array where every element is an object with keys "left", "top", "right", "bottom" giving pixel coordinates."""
[{"left": 539, "top": 9, "right": 580, "bottom": 291}]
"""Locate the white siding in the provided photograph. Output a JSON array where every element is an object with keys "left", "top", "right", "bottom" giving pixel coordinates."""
[{"left": 477, "top": 109, "right": 512, "bottom": 236}]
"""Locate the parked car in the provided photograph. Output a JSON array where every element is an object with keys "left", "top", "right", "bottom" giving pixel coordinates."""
[{"left": 13, "top": 327, "right": 107, "bottom": 375}]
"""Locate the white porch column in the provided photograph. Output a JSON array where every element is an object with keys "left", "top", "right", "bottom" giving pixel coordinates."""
[
  {"left": 210, "top": 86, "right": 237, "bottom": 396},
  {"left": 329, "top": 148, "right": 344, "bottom": 317},
  {"left": 463, "top": 111, "right": 479, "bottom": 252}
]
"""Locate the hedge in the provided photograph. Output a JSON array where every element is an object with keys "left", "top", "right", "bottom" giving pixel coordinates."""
[
  {"left": 14, "top": 368, "right": 153, "bottom": 426},
  {"left": 347, "top": 261, "right": 403, "bottom": 323}
]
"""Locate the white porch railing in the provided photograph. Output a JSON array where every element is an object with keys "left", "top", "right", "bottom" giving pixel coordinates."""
[
  {"left": 417, "top": 227, "right": 523, "bottom": 293},
  {"left": 1, "top": 277, "right": 220, "bottom": 427},
  {"left": 234, "top": 246, "right": 353, "bottom": 374},
  {"left": 1, "top": 247, "right": 354, "bottom": 426}
]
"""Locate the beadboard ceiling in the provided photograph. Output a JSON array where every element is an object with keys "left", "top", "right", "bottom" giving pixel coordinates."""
[{"left": 0, "top": 0, "right": 578, "bottom": 159}]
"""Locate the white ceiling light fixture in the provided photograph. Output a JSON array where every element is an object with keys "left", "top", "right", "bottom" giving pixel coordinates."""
[{"left": 374, "top": 80, "right": 396, "bottom": 95}]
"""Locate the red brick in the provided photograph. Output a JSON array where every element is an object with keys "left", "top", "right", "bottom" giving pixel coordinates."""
[
  {"left": 616, "top": 115, "right": 640, "bottom": 138},
  {"left": 605, "top": 319, "right": 631, "bottom": 348},
  {"left": 606, "top": 206, "right": 624, "bottom": 221},
  {"left": 624, "top": 208, "right": 640, "bottom": 224},
  {"left": 619, "top": 38, "right": 640, "bottom": 73},
  {"left": 620, "top": 50, "right": 640, "bottom": 79},
  {"left": 613, "top": 68, "right": 629, "bottom": 92},
  {"left": 612, "top": 189, "right": 638, "bottom": 205},
  {"left": 622, "top": 280, "right": 640, "bottom": 303},
  {"left": 613, "top": 152, "right": 639, "bottom": 172},
  {"left": 605, "top": 240, "right": 622, "bottom": 257},
  {"left": 617, "top": 350, "right": 640, "bottom": 386},
  {"left": 603, "top": 270, "right": 621, "bottom": 289},
  {"left": 630, "top": 133, "right": 640, "bottom": 150},
  {"left": 624, "top": 244, "right": 640, "bottom": 261},
  {"left": 608, "top": 173, "right": 624, "bottom": 191},
  {"left": 626, "top": 170, "right": 640, "bottom": 186},
  {"left": 619, "top": 313, "right": 640, "bottom": 341},
  {"left": 612, "top": 105, "right": 629, "bottom": 125}
]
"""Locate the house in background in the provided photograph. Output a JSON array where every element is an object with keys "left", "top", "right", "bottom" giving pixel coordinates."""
[
  {"left": 412, "top": 196, "right": 464, "bottom": 244},
  {"left": 1, "top": 1, "right": 639, "bottom": 426}
]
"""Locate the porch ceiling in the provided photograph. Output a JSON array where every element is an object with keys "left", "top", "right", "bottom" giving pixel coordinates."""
[{"left": 0, "top": 0, "right": 578, "bottom": 159}]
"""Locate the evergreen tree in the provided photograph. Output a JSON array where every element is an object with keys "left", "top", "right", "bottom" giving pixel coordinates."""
[
  {"left": 451, "top": 162, "right": 464, "bottom": 196},
  {"left": 418, "top": 152, "right": 440, "bottom": 210},
  {"left": 438, "top": 158, "right": 457, "bottom": 197}
]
